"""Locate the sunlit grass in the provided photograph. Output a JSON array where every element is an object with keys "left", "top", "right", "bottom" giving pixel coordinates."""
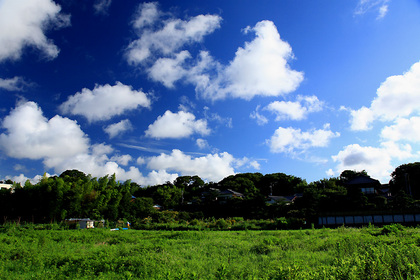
[{"left": 1, "top": 225, "right": 420, "bottom": 279}]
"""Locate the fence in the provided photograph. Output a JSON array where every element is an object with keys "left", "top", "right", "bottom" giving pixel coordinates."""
[{"left": 318, "top": 213, "right": 420, "bottom": 226}]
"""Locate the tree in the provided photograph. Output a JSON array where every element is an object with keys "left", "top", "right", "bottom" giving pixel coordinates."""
[
  {"left": 339, "top": 170, "right": 368, "bottom": 183},
  {"left": 59, "top": 169, "right": 88, "bottom": 183},
  {"left": 390, "top": 162, "right": 420, "bottom": 199},
  {"left": 173, "top": 175, "right": 204, "bottom": 203}
]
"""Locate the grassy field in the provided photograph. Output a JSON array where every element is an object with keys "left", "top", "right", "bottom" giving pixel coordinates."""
[{"left": 1, "top": 224, "right": 420, "bottom": 279}]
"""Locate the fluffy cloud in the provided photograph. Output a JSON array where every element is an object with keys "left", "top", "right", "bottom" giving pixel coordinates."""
[
  {"left": 268, "top": 124, "right": 340, "bottom": 154},
  {"left": 145, "top": 110, "right": 210, "bottom": 139},
  {"left": 132, "top": 2, "right": 160, "bottom": 29},
  {"left": 148, "top": 51, "right": 190, "bottom": 88},
  {"left": 0, "top": 102, "right": 89, "bottom": 160},
  {"left": 350, "top": 61, "right": 420, "bottom": 131},
  {"left": 266, "top": 95, "right": 323, "bottom": 121},
  {"left": 60, "top": 82, "right": 151, "bottom": 122},
  {"left": 0, "top": 102, "right": 223, "bottom": 186},
  {"left": 234, "top": 156, "right": 261, "bottom": 170},
  {"left": 110, "top": 154, "right": 133, "bottom": 166},
  {"left": 381, "top": 117, "right": 420, "bottom": 142},
  {"left": 6, "top": 173, "right": 52, "bottom": 185},
  {"left": 147, "top": 149, "right": 236, "bottom": 182},
  {"left": 128, "top": 4, "right": 302, "bottom": 101},
  {"left": 0, "top": 77, "right": 28, "bottom": 91},
  {"left": 332, "top": 142, "right": 413, "bottom": 182},
  {"left": 188, "top": 21, "right": 303, "bottom": 100},
  {"left": 349, "top": 106, "right": 375, "bottom": 131},
  {"left": 215, "top": 21, "right": 303, "bottom": 100},
  {"left": 126, "top": 2, "right": 221, "bottom": 64},
  {"left": 104, "top": 119, "right": 133, "bottom": 138},
  {"left": 0, "top": 0, "right": 70, "bottom": 62}
]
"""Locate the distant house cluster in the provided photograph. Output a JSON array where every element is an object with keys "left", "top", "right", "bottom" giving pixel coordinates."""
[
  {"left": 319, "top": 175, "right": 415, "bottom": 226},
  {"left": 200, "top": 187, "right": 301, "bottom": 206}
]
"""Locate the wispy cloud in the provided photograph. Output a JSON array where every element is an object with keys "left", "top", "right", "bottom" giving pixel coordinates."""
[
  {"left": 126, "top": 2, "right": 221, "bottom": 64},
  {"left": 0, "top": 76, "right": 29, "bottom": 91},
  {"left": 93, "top": 0, "right": 112, "bottom": 16},
  {"left": 354, "top": 0, "right": 390, "bottom": 19}
]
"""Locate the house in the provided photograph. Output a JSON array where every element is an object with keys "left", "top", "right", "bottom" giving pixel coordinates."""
[
  {"left": 215, "top": 189, "right": 244, "bottom": 204},
  {"left": 266, "top": 195, "right": 297, "bottom": 205},
  {"left": 66, "top": 218, "right": 104, "bottom": 229},
  {"left": 345, "top": 175, "right": 381, "bottom": 195},
  {"left": 153, "top": 204, "right": 162, "bottom": 210},
  {"left": 201, "top": 188, "right": 245, "bottom": 204}
]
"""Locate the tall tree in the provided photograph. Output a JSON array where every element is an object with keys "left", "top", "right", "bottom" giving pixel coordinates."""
[{"left": 390, "top": 162, "right": 420, "bottom": 199}]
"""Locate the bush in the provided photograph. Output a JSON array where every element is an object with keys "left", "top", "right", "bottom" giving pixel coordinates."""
[{"left": 380, "top": 224, "right": 405, "bottom": 235}]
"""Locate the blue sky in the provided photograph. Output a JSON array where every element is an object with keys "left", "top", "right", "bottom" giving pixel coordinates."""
[{"left": 1, "top": 0, "right": 420, "bottom": 185}]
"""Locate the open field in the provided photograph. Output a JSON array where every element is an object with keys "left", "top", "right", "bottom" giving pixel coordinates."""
[{"left": 1, "top": 224, "right": 420, "bottom": 279}]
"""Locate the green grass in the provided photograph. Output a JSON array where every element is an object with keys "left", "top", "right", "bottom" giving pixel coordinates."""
[{"left": 1, "top": 225, "right": 420, "bottom": 279}]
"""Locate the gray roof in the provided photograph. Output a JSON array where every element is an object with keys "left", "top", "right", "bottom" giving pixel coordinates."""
[{"left": 346, "top": 176, "right": 380, "bottom": 186}]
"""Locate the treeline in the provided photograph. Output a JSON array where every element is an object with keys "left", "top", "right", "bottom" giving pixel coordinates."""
[{"left": 1, "top": 162, "right": 420, "bottom": 226}]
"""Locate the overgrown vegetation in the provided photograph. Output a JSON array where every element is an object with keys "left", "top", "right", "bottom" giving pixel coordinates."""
[
  {"left": 1, "top": 162, "right": 420, "bottom": 226},
  {"left": 1, "top": 225, "right": 420, "bottom": 279}
]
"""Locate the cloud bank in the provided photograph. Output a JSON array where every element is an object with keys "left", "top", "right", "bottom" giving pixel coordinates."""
[{"left": 127, "top": 4, "right": 303, "bottom": 101}]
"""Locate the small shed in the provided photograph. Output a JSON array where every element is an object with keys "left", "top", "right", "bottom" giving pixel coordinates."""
[{"left": 66, "top": 218, "right": 102, "bottom": 229}]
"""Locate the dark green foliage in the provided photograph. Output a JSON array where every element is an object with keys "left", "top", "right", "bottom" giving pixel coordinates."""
[
  {"left": 4, "top": 162, "right": 420, "bottom": 225},
  {"left": 379, "top": 224, "right": 405, "bottom": 235},
  {"left": 390, "top": 162, "right": 420, "bottom": 199},
  {"left": 340, "top": 170, "right": 368, "bottom": 183}
]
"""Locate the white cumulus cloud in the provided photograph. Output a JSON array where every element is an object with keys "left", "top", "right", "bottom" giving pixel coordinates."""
[
  {"left": 0, "top": 102, "right": 193, "bottom": 187},
  {"left": 148, "top": 51, "right": 191, "bottom": 88},
  {"left": 266, "top": 95, "right": 323, "bottom": 121},
  {"left": 381, "top": 117, "right": 420, "bottom": 142},
  {"left": 104, "top": 119, "right": 133, "bottom": 138},
  {"left": 0, "top": 0, "right": 70, "bottom": 62},
  {"left": 110, "top": 154, "right": 133, "bottom": 166},
  {"left": 147, "top": 149, "right": 236, "bottom": 182},
  {"left": 332, "top": 141, "right": 413, "bottom": 183},
  {"left": 193, "top": 21, "right": 303, "bottom": 100},
  {"left": 268, "top": 124, "right": 340, "bottom": 154},
  {"left": 350, "top": 61, "right": 420, "bottom": 131},
  {"left": 59, "top": 82, "right": 151, "bottom": 122},
  {"left": 132, "top": 2, "right": 160, "bottom": 29},
  {"left": 0, "top": 101, "right": 89, "bottom": 162},
  {"left": 145, "top": 110, "right": 210, "bottom": 139}
]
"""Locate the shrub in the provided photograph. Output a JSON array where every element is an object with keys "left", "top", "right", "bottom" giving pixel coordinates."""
[{"left": 380, "top": 224, "right": 405, "bottom": 235}]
